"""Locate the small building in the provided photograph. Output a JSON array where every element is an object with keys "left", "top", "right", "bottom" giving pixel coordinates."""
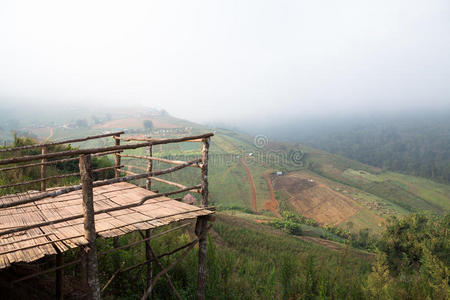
[{"left": 276, "top": 171, "right": 283, "bottom": 176}]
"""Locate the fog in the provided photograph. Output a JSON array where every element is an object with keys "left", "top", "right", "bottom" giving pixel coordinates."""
[{"left": 1, "top": 0, "right": 449, "bottom": 124}]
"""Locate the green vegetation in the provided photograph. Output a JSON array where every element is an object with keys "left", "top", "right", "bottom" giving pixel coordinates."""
[
  {"left": 0, "top": 135, "right": 114, "bottom": 195},
  {"left": 1, "top": 111, "right": 449, "bottom": 299},
  {"left": 40, "top": 212, "right": 446, "bottom": 300},
  {"left": 270, "top": 112, "right": 450, "bottom": 184},
  {"left": 143, "top": 119, "right": 153, "bottom": 131}
]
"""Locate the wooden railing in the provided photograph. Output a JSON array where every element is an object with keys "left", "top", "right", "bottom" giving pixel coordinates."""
[{"left": 0, "top": 131, "right": 214, "bottom": 300}]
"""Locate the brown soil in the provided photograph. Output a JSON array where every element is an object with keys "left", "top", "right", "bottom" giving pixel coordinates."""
[
  {"left": 262, "top": 171, "right": 281, "bottom": 217},
  {"left": 296, "top": 236, "right": 344, "bottom": 251},
  {"left": 240, "top": 158, "right": 258, "bottom": 213},
  {"left": 93, "top": 118, "right": 180, "bottom": 129},
  {"left": 272, "top": 173, "right": 359, "bottom": 225},
  {"left": 45, "top": 127, "right": 53, "bottom": 141}
]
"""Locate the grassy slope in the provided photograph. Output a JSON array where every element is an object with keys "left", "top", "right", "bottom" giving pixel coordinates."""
[{"left": 18, "top": 113, "right": 450, "bottom": 233}]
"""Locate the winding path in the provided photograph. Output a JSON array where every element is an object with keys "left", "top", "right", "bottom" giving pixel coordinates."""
[
  {"left": 263, "top": 171, "right": 281, "bottom": 217},
  {"left": 240, "top": 158, "right": 258, "bottom": 213},
  {"left": 45, "top": 127, "right": 53, "bottom": 141}
]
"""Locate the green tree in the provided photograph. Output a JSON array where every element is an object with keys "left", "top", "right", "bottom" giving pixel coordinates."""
[{"left": 143, "top": 120, "right": 153, "bottom": 131}]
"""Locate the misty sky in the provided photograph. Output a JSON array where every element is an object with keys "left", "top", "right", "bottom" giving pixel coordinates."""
[{"left": 0, "top": 0, "right": 449, "bottom": 123}]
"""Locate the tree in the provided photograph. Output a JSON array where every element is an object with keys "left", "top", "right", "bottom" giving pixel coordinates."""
[{"left": 143, "top": 120, "right": 153, "bottom": 131}]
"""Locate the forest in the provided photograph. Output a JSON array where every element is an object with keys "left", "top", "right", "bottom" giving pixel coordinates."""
[{"left": 255, "top": 111, "right": 450, "bottom": 184}]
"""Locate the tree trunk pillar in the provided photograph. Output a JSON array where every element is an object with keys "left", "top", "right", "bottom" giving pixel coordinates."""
[
  {"left": 145, "top": 144, "right": 153, "bottom": 190},
  {"left": 79, "top": 154, "right": 101, "bottom": 300},
  {"left": 144, "top": 229, "right": 153, "bottom": 298},
  {"left": 41, "top": 146, "right": 47, "bottom": 191},
  {"left": 196, "top": 137, "right": 210, "bottom": 300},
  {"left": 113, "top": 134, "right": 121, "bottom": 249},
  {"left": 56, "top": 251, "right": 64, "bottom": 300},
  {"left": 114, "top": 134, "right": 121, "bottom": 178}
]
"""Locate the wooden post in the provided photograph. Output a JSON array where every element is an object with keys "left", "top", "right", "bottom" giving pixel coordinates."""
[
  {"left": 144, "top": 229, "right": 152, "bottom": 298},
  {"left": 196, "top": 137, "right": 210, "bottom": 300},
  {"left": 79, "top": 154, "right": 101, "bottom": 300},
  {"left": 114, "top": 134, "right": 121, "bottom": 178},
  {"left": 56, "top": 251, "right": 64, "bottom": 300},
  {"left": 80, "top": 249, "right": 88, "bottom": 290},
  {"left": 200, "top": 138, "right": 209, "bottom": 207},
  {"left": 41, "top": 146, "right": 47, "bottom": 191},
  {"left": 145, "top": 145, "right": 152, "bottom": 190},
  {"left": 113, "top": 134, "right": 121, "bottom": 249}
]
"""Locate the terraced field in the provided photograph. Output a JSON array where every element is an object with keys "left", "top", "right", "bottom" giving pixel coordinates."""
[{"left": 20, "top": 114, "right": 450, "bottom": 235}]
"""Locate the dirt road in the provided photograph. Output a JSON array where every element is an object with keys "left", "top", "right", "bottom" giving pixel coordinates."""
[
  {"left": 263, "top": 171, "right": 281, "bottom": 217},
  {"left": 296, "top": 236, "right": 344, "bottom": 251},
  {"left": 45, "top": 127, "right": 53, "bottom": 141},
  {"left": 240, "top": 158, "right": 258, "bottom": 213}
]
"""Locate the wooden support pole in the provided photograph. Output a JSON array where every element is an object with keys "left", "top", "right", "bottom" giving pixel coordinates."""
[
  {"left": 56, "top": 251, "right": 64, "bottom": 300},
  {"left": 144, "top": 242, "right": 182, "bottom": 300},
  {"left": 141, "top": 225, "right": 211, "bottom": 300},
  {"left": 196, "top": 216, "right": 208, "bottom": 300},
  {"left": 79, "top": 154, "right": 101, "bottom": 300},
  {"left": 144, "top": 229, "right": 152, "bottom": 298},
  {"left": 114, "top": 134, "right": 121, "bottom": 179},
  {"left": 197, "top": 137, "right": 210, "bottom": 300},
  {"left": 145, "top": 145, "right": 152, "bottom": 190},
  {"left": 41, "top": 146, "right": 47, "bottom": 191},
  {"left": 80, "top": 249, "right": 88, "bottom": 291}
]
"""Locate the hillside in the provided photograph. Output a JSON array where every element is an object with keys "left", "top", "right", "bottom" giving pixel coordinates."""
[
  {"left": 246, "top": 111, "right": 450, "bottom": 184},
  {"left": 15, "top": 110, "right": 449, "bottom": 235},
  {"left": 2, "top": 109, "right": 449, "bottom": 299}
]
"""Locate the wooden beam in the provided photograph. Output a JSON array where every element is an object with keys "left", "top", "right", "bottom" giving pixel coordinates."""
[
  {"left": 120, "top": 239, "right": 194, "bottom": 273},
  {"left": 0, "top": 133, "right": 214, "bottom": 165},
  {"left": 141, "top": 225, "right": 211, "bottom": 300},
  {"left": 79, "top": 154, "right": 101, "bottom": 300},
  {"left": 56, "top": 251, "right": 64, "bottom": 300},
  {"left": 0, "top": 172, "right": 80, "bottom": 189},
  {"left": 0, "top": 150, "right": 120, "bottom": 172},
  {"left": 101, "top": 262, "right": 124, "bottom": 294},
  {"left": 12, "top": 258, "right": 82, "bottom": 285},
  {"left": 144, "top": 230, "right": 152, "bottom": 298},
  {"left": 197, "top": 137, "right": 210, "bottom": 300},
  {"left": 0, "top": 131, "right": 125, "bottom": 153},
  {"left": 144, "top": 243, "right": 182, "bottom": 300},
  {"left": 114, "top": 133, "right": 121, "bottom": 179},
  {"left": 41, "top": 146, "right": 47, "bottom": 192},
  {"left": 113, "top": 133, "right": 121, "bottom": 252},
  {"left": 0, "top": 165, "right": 121, "bottom": 189},
  {"left": 120, "top": 154, "right": 201, "bottom": 168},
  {"left": 146, "top": 145, "right": 152, "bottom": 190},
  {"left": 196, "top": 216, "right": 208, "bottom": 300},
  {"left": 0, "top": 158, "right": 201, "bottom": 209},
  {"left": 114, "top": 134, "right": 212, "bottom": 143},
  {"left": 200, "top": 138, "right": 210, "bottom": 207}
]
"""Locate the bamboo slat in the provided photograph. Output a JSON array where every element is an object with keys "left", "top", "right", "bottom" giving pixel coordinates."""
[{"left": 0, "top": 182, "right": 213, "bottom": 269}]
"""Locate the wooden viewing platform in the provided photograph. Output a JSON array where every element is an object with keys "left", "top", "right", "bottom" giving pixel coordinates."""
[{"left": 0, "top": 131, "right": 214, "bottom": 300}]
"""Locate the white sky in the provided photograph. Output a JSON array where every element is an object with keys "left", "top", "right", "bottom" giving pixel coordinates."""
[{"left": 0, "top": 0, "right": 449, "bottom": 123}]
